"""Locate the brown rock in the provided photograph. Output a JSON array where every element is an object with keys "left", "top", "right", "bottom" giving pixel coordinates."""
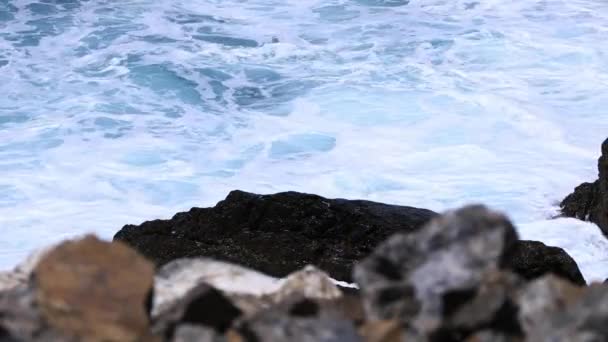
[
  {"left": 359, "top": 321, "right": 403, "bottom": 342},
  {"left": 226, "top": 329, "right": 246, "bottom": 342},
  {"left": 465, "top": 330, "right": 522, "bottom": 342},
  {"left": 33, "top": 235, "right": 156, "bottom": 342}
]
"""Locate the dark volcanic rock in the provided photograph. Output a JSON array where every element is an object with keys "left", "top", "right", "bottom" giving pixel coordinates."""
[
  {"left": 114, "top": 190, "right": 437, "bottom": 281},
  {"left": 353, "top": 205, "right": 519, "bottom": 335},
  {"left": 561, "top": 137, "right": 608, "bottom": 235},
  {"left": 503, "top": 240, "right": 586, "bottom": 286}
]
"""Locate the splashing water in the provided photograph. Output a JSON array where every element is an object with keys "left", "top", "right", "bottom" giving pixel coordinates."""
[{"left": 1, "top": 0, "right": 608, "bottom": 281}]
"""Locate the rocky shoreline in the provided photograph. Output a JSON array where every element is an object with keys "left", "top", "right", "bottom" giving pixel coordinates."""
[
  {"left": 560, "top": 138, "right": 608, "bottom": 236},
  {"left": 112, "top": 190, "right": 584, "bottom": 286},
  {"left": 0, "top": 138, "right": 606, "bottom": 341}
]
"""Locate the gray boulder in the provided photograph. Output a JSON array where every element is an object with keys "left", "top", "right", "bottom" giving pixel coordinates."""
[
  {"left": 518, "top": 275, "right": 608, "bottom": 341},
  {"left": 233, "top": 298, "right": 362, "bottom": 342},
  {"left": 353, "top": 205, "right": 519, "bottom": 334}
]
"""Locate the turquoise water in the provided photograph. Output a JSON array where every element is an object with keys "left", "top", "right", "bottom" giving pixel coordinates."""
[{"left": 1, "top": 0, "right": 608, "bottom": 280}]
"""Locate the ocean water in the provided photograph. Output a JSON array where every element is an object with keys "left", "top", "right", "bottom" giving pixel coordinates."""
[{"left": 1, "top": 0, "right": 608, "bottom": 281}]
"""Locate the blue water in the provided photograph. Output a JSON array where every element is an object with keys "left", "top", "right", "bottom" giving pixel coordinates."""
[{"left": 1, "top": 0, "right": 608, "bottom": 281}]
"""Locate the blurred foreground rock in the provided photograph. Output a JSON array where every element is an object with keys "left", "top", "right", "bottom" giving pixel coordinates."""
[
  {"left": 0, "top": 236, "right": 157, "bottom": 341},
  {"left": 0, "top": 199, "right": 601, "bottom": 341},
  {"left": 502, "top": 240, "right": 585, "bottom": 286}
]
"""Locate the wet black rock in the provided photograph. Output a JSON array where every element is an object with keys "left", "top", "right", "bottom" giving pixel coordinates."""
[
  {"left": 561, "top": 137, "right": 608, "bottom": 235},
  {"left": 114, "top": 190, "right": 437, "bottom": 282},
  {"left": 503, "top": 240, "right": 586, "bottom": 286}
]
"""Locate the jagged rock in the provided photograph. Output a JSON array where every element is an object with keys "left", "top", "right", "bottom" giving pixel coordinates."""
[
  {"left": 353, "top": 205, "right": 518, "bottom": 335},
  {"left": 273, "top": 266, "right": 343, "bottom": 303},
  {"left": 561, "top": 138, "right": 608, "bottom": 235},
  {"left": 503, "top": 240, "right": 586, "bottom": 286},
  {"left": 33, "top": 235, "right": 157, "bottom": 342},
  {"left": 515, "top": 274, "right": 608, "bottom": 341},
  {"left": 516, "top": 275, "right": 585, "bottom": 337},
  {"left": 234, "top": 298, "right": 362, "bottom": 342},
  {"left": 153, "top": 258, "right": 280, "bottom": 317},
  {"left": 153, "top": 282, "right": 242, "bottom": 338},
  {"left": 153, "top": 258, "right": 350, "bottom": 320},
  {"left": 0, "top": 284, "right": 58, "bottom": 341},
  {"left": 433, "top": 271, "right": 524, "bottom": 341},
  {"left": 114, "top": 190, "right": 437, "bottom": 281}
]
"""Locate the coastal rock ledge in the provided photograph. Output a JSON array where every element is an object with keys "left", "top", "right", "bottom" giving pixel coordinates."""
[
  {"left": 114, "top": 190, "right": 438, "bottom": 282},
  {"left": 561, "top": 137, "right": 608, "bottom": 235},
  {"left": 113, "top": 190, "right": 585, "bottom": 285},
  {"left": 0, "top": 204, "right": 599, "bottom": 342}
]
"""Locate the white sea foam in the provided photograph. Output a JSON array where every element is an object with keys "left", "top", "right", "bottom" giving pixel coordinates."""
[{"left": 1, "top": 0, "right": 607, "bottom": 282}]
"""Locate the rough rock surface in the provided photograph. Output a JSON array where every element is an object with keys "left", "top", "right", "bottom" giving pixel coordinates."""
[
  {"left": 114, "top": 190, "right": 437, "bottom": 281},
  {"left": 0, "top": 236, "right": 157, "bottom": 342},
  {"left": 561, "top": 137, "right": 608, "bottom": 235},
  {"left": 34, "top": 236, "right": 157, "bottom": 342},
  {"left": 359, "top": 320, "right": 404, "bottom": 342},
  {"left": 1, "top": 201, "right": 602, "bottom": 342},
  {"left": 234, "top": 298, "right": 362, "bottom": 342},
  {"left": 171, "top": 324, "right": 222, "bottom": 342},
  {"left": 273, "top": 266, "right": 343, "bottom": 303},
  {"left": 503, "top": 240, "right": 586, "bottom": 286},
  {"left": 517, "top": 275, "right": 608, "bottom": 341},
  {"left": 152, "top": 258, "right": 280, "bottom": 317},
  {"left": 433, "top": 271, "right": 524, "bottom": 341},
  {"left": 354, "top": 205, "right": 519, "bottom": 334},
  {"left": 152, "top": 282, "right": 242, "bottom": 338},
  {"left": 152, "top": 258, "right": 347, "bottom": 318},
  {"left": 0, "top": 284, "right": 57, "bottom": 341},
  {"left": 516, "top": 275, "right": 585, "bottom": 337},
  {"left": 0, "top": 244, "right": 54, "bottom": 292}
]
